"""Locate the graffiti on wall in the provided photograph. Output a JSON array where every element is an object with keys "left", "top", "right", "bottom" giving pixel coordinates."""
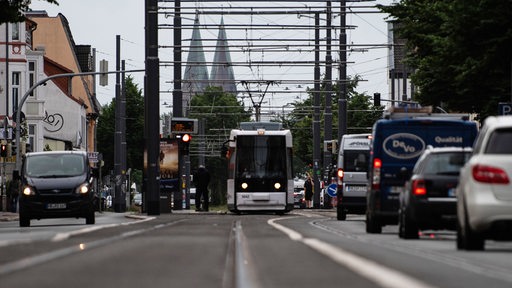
[{"left": 43, "top": 111, "right": 64, "bottom": 132}]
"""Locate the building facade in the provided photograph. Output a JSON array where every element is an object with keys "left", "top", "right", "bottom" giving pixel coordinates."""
[{"left": 0, "top": 11, "right": 100, "bottom": 160}]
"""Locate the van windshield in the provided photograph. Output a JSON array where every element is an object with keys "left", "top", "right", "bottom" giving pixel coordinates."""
[
  {"left": 25, "top": 154, "right": 86, "bottom": 178},
  {"left": 344, "top": 150, "right": 369, "bottom": 172}
]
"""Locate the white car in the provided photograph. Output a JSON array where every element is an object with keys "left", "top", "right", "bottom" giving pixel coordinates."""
[
  {"left": 133, "top": 193, "right": 142, "bottom": 206},
  {"left": 456, "top": 115, "right": 512, "bottom": 250}
]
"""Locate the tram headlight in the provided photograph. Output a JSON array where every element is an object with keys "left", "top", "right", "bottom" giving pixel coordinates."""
[
  {"left": 274, "top": 182, "right": 281, "bottom": 190},
  {"left": 241, "top": 182, "right": 248, "bottom": 190}
]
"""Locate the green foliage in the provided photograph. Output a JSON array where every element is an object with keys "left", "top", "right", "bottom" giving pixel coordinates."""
[
  {"left": 96, "top": 76, "right": 144, "bottom": 185},
  {"left": 379, "top": 0, "right": 512, "bottom": 119},
  {"left": 283, "top": 77, "right": 382, "bottom": 175},
  {"left": 188, "top": 86, "right": 252, "bottom": 205},
  {"left": 1, "top": 0, "right": 59, "bottom": 24}
]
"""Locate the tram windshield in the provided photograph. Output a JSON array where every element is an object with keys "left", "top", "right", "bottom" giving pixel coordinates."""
[{"left": 236, "top": 135, "right": 289, "bottom": 179}]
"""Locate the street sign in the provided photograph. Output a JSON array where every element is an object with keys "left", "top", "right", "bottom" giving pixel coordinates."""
[
  {"left": 88, "top": 152, "right": 99, "bottom": 163},
  {"left": 326, "top": 183, "right": 337, "bottom": 197},
  {"left": 498, "top": 102, "right": 512, "bottom": 115}
]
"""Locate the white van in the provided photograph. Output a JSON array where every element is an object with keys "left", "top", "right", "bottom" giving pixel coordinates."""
[{"left": 336, "top": 134, "right": 371, "bottom": 220}]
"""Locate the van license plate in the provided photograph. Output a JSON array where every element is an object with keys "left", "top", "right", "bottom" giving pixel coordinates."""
[
  {"left": 47, "top": 203, "right": 66, "bottom": 209},
  {"left": 346, "top": 186, "right": 366, "bottom": 192}
]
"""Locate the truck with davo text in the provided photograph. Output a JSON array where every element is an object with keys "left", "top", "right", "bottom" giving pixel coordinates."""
[{"left": 366, "top": 107, "right": 478, "bottom": 233}]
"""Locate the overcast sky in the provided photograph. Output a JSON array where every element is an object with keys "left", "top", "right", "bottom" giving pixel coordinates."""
[{"left": 29, "top": 0, "right": 396, "bottom": 110}]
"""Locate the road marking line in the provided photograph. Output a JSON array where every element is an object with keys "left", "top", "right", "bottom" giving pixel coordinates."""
[
  {"left": 268, "top": 217, "right": 438, "bottom": 288},
  {"left": 52, "top": 216, "right": 155, "bottom": 242}
]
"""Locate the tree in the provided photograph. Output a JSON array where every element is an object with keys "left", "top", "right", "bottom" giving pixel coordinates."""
[
  {"left": 283, "top": 77, "right": 382, "bottom": 176},
  {"left": 379, "top": 0, "right": 512, "bottom": 119},
  {"left": 188, "top": 86, "right": 251, "bottom": 205},
  {"left": 1, "top": 0, "right": 58, "bottom": 24},
  {"left": 96, "top": 76, "right": 145, "bottom": 183}
]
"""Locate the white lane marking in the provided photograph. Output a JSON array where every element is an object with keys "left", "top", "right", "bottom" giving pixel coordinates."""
[
  {"left": 268, "top": 217, "right": 437, "bottom": 288},
  {"left": 52, "top": 216, "right": 155, "bottom": 242}
]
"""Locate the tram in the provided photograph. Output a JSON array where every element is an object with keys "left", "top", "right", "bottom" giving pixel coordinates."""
[{"left": 226, "top": 122, "right": 294, "bottom": 214}]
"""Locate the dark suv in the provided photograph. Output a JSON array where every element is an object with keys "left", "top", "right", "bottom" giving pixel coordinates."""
[
  {"left": 399, "top": 147, "right": 472, "bottom": 239},
  {"left": 18, "top": 151, "right": 96, "bottom": 227}
]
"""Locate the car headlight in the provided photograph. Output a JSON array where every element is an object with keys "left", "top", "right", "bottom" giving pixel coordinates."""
[
  {"left": 76, "top": 183, "right": 90, "bottom": 194},
  {"left": 22, "top": 186, "right": 35, "bottom": 196},
  {"left": 274, "top": 182, "right": 281, "bottom": 190},
  {"left": 241, "top": 182, "right": 248, "bottom": 189}
]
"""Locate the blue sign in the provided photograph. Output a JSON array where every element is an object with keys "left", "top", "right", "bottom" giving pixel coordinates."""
[
  {"left": 326, "top": 183, "right": 337, "bottom": 197},
  {"left": 499, "top": 102, "right": 512, "bottom": 115}
]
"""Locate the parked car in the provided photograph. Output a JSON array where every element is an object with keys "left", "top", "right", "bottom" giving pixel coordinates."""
[
  {"left": 133, "top": 193, "right": 142, "bottom": 206},
  {"left": 294, "top": 188, "right": 305, "bottom": 208},
  {"left": 294, "top": 179, "right": 306, "bottom": 208},
  {"left": 18, "top": 151, "right": 96, "bottom": 227},
  {"left": 456, "top": 116, "right": 512, "bottom": 250},
  {"left": 399, "top": 147, "right": 472, "bottom": 239}
]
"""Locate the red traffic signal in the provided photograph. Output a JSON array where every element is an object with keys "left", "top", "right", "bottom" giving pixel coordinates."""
[
  {"left": 182, "top": 133, "right": 191, "bottom": 142},
  {"left": 0, "top": 144, "right": 7, "bottom": 157}
]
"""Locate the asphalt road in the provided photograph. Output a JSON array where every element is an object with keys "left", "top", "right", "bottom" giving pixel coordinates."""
[{"left": 1, "top": 210, "right": 512, "bottom": 288}]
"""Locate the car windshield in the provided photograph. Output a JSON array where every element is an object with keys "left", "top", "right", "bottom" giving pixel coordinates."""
[
  {"left": 25, "top": 154, "right": 86, "bottom": 178},
  {"left": 344, "top": 150, "right": 369, "bottom": 172},
  {"left": 423, "top": 152, "right": 471, "bottom": 175}
]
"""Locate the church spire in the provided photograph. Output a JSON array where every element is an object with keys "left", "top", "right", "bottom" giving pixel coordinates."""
[
  {"left": 183, "top": 13, "right": 209, "bottom": 112},
  {"left": 210, "top": 17, "right": 237, "bottom": 95}
]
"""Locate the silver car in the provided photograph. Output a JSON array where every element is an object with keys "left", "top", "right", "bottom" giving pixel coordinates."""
[{"left": 456, "top": 116, "right": 512, "bottom": 250}]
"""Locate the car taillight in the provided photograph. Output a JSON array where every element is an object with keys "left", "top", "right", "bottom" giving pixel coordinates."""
[
  {"left": 372, "top": 158, "right": 382, "bottom": 190},
  {"left": 337, "top": 168, "right": 344, "bottom": 181},
  {"left": 412, "top": 179, "right": 426, "bottom": 195},
  {"left": 472, "top": 164, "right": 510, "bottom": 184}
]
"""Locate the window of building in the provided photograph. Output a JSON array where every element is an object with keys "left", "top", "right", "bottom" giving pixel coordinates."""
[
  {"left": 12, "top": 72, "right": 21, "bottom": 114},
  {"left": 28, "top": 61, "right": 36, "bottom": 96},
  {"left": 11, "top": 23, "right": 20, "bottom": 41},
  {"left": 29, "top": 124, "right": 36, "bottom": 152}
]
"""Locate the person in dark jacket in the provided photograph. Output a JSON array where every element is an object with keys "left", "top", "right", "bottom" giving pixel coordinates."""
[
  {"left": 304, "top": 173, "right": 313, "bottom": 208},
  {"left": 193, "top": 165, "right": 210, "bottom": 212}
]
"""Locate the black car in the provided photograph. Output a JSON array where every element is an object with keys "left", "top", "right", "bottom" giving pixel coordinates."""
[
  {"left": 18, "top": 151, "right": 96, "bottom": 227},
  {"left": 398, "top": 147, "right": 472, "bottom": 239}
]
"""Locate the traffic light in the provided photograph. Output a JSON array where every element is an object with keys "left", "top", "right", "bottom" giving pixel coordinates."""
[
  {"left": 180, "top": 133, "right": 191, "bottom": 154},
  {"left": 0, "top": 144, "right": 7, "bottom": 157},
  {"left": 373, "top": 92, "right": 381, "bottom": 107}
]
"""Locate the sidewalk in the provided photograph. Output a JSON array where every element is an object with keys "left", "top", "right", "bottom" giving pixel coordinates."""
[{"left": 0, "top": 212, "right": 19, "bottom": 222}]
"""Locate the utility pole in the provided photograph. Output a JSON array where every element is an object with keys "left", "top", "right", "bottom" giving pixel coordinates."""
[
  {"left": 145, "top": 0, "right": 161, "bottom": 215},
  {"left": 323, "top": 1, "right": 334, "bottom": 208},
  {"left": 313, "top": 12, "right": 321, "bottom": 209},
  {"left": 114, "top": 35, "right": 126, "bottom": 213},
  {"left": 338, "top": 0, "right": 348, "bottom": 143}
]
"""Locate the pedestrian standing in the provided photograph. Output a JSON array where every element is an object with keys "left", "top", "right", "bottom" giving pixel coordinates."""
[
  {"left": 304, "top": 173, "right": 313, "bottom": 208},
  {"left": 9, "top": 171, "right": 20, "bottom": 213},
  {"left": 193, "top": 165, "right": 210, "bottom": 212}
]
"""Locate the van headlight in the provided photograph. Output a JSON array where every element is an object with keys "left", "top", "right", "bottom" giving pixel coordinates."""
[
  {"left": 22, "top": 186, "right": 35, "bottom": 196},
  {"left": 274, "top": 182, "right": 281, "bottom": 190},
  {"left": 241, "top": 182, "right": 248, "bottom": 190},
  {"left": 76, "top": 183, "right": 90, "bottom": 194}
]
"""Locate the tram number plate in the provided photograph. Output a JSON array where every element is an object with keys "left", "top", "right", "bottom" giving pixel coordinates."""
[{"left": 47, "top": 203, "right": 67, "bottom": 209}]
